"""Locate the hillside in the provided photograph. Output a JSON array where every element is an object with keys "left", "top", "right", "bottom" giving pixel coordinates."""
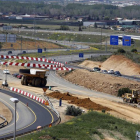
[{"left": 79, "top": 55, "right": 140, "bottom": 76}]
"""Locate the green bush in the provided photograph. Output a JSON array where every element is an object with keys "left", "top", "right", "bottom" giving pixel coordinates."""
[
  {"left": 60, "top": 25, "right": 70, "bottom": 30},
  {"left": 131, "top": 48, "right": 137, "bottom": 53},
  {"left": 118, "top": 88, "right": 131, "bottom": 97},
  {"left": 66, "top": 105, "right": 82, "bottom": 116},
  {"left": 117, "top": 48, "right": 126, "bottom": 53}
]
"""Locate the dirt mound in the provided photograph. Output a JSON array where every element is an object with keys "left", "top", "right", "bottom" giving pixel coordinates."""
[
  {"left": 79, "top": 55, "right": 140, "bottom": 76},
  {"left": 79, "top": 60, "right": 102, "bottom": 69},
  {"left": 58, "top": 69, "right": 140, "bottom": 95},
  {"left": 48, "top": 91, "right": 111, "bottom": 111},
  {"left": 102, "top": 55, "right": 140, "bottom": 76}
]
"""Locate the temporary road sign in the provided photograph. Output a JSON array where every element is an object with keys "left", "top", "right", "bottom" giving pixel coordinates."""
[{"left": 43, "top": 88, "right": 47, "bottom": 92}]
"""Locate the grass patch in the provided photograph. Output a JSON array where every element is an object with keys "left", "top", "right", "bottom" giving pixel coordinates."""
[
  {"left": 20, "top": 48, "right": 105, "bottom": 58},
  {"left": 18, "top": 111, "right": 140, "bottom": 140}
]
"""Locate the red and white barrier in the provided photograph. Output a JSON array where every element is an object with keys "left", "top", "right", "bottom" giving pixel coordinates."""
[
  {"left": 10, "top": 87, "right": 46, "bottom": 104},
  {"left": 0, "top": 55, "right": 64, "bottom": 67},
  {"left": 0, "top": 61, "right": 73, "bottom": 71}
]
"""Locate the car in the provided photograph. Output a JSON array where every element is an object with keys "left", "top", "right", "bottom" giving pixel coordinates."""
[
  {"left": 101, "top": 70, "right": 108, "bottom": 74},
  {"left": 108, "top": 69, "right": 114, "bottom": 74},
  {"left": 12, "top": 73, "right": 19, "bottom": 77},
  {"left": 8, "top": 51, "right": 12, "bottom": 55},
  {"left": 93, "top": 67, "right": 101, "bottom": 72},
  {"left": 22, "top": 51, "right": 26, "bottom": 54},
  {"left": 3, "top": 69, "right": 10, "bottom": 74},
  {"left": 114, "top": 71, "right": 122, "bottom": 76},
  {"left": 17, "top": 74, "right": 23, "bottom": 79}
]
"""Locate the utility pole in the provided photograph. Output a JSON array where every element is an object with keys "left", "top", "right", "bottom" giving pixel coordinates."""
[
  {"left": 101, "top": 27, "right": 102, "bottom": 47},
  {"left": 21, "top": 36, "right": 22, "bottom": 53}
]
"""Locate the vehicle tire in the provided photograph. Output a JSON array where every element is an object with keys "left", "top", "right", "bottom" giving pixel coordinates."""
[
  {"left": 35, "top": 78, "right": 41, "bottom": 87},
  {"left": 41, "top": 78, "right": 47, "bottom": 87},
  {"left": 32, "top": 78, "right": 36, "bottom": 86},
  {"left": 23, "top": 77, "right": 28, "bottom": 86},
  {"left": 123, "top": 98, "right": 126, "bottom": 102},
  {"left": 21, "top": 76, "right": 24, "bottom": 85},
  {"left": 130, "top": 99, "right": 133, "bottom": 103}
]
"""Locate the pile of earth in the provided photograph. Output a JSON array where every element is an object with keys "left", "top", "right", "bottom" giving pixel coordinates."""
[
  {"left": 47, "top": 91, "right": 111, "bottom": 111},
  {"left": 57, "top": 69, "right": 140, "bottom": 96},
  {"left": 79, "top": 55, "right": 140, "bottom": 76}
]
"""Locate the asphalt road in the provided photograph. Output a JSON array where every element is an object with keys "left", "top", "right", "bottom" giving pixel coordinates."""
[
  {"left": 0, "top": 89, "right": 58, "bottom": 139},
  {"left": 47, "top": 71, "right": 122, "bottom": 102},
  {"left": 9, "top": 28, "right": 140, "bottom": 40}
]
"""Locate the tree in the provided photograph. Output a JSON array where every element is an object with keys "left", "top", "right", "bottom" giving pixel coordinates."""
[
  {"left": 0, "top": 43, "right": 2, "bottom": 49},
  {"left": 118, "top": 88, "right": 131, "bottom": 97},
  {"left": 94, "top": 22, "right": 97, "bottom": 28},
  {"left": 131, "top": 48, "right": 137, "bottom": 53},
  {"left": 60, "top": 25, "right": 69, "bottom": 30},
  {"left": 117, "top": 48, "right": 126, "bottom": 53}
]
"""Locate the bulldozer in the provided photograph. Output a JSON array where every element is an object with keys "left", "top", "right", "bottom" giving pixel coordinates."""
[{"left": 122, "top": 89, "right": 140, "bottom": 104}]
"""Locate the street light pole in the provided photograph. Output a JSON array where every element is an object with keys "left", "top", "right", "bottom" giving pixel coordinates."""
[
  {"left": 10, "top": 98, "right": 19, "bottom": 140},
  {"left": 101, "top": 27, "right": 102, "bottom": 48}
]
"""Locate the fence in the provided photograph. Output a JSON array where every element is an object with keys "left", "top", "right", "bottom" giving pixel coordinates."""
[
  {"left": 0, "top": 115, "right": 8, "bottom": 129},
  {"left": 136, "top": 131, "right": 140, "bottom": 140}
]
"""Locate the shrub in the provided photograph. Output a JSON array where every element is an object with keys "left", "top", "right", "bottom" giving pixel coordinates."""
[
  {"left": 118, "top": 88, "right": 131, "bottom": 97},
  {"left": 131, "top": 49, "right": 137, "bottom": 53},
  {"left": 66, "top": 105, "right": 82, "bottom": 116},
  {"left": 117, "top": 48, "right": 125, "bottom": 53}
]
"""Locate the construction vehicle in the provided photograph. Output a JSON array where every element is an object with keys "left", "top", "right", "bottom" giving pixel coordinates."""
[
  {"left": 122, "top": 89, "right": 140, "bottom": 104},
  {"left": 19, "top": 69, "right": 47, "bottom": 87}
]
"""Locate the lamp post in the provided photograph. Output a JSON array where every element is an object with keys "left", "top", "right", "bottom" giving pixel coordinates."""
[
  {"left": 10, "top": 98, "right": 19, "bottom": 140},
  {"left": 2, "top": 64, "right": 8, "bottom": 87},
  {"left": 101, "top": 27, "right": 102, "bottom": 48}
]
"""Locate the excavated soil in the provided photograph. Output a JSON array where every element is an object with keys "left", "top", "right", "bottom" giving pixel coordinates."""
[
  {"left": 47, "top": 91, "right": 111, "bottom": 111},
  {"left": 57, "top": 55, "right": 140, "bottom": 96},
  {"left": 58, "top": 69, "right": 140, "bottom": 96}
]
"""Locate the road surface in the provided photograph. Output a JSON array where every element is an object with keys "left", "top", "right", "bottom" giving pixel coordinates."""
[{"left": 0, "top": 89, "right": 58, "bottom": 139}]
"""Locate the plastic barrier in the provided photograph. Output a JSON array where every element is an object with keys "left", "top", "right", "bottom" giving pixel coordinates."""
[
  {"left": 9, "top": 87, "right": 60, "bottom": 117},
  {"left": 0, "top": 55, "right": 64, "bottom": 67},
  {"left": 1, "top": 61, "right": 73, "bottom": 71}
]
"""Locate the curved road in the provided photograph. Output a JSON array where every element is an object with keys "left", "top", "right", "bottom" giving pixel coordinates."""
[{"left": 0, "top": 89, "right": 58, "bottom": 139}]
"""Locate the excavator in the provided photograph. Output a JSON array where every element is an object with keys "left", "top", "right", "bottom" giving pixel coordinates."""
[{"left": 122, "top": 89, "right": 140, "bottom": 104}]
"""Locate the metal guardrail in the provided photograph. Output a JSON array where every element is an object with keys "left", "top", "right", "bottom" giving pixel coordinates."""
[
  {"left": 5, "top": 117, "right": 61, "bottom": 140},
  {"left": 0, "top": 115, "right": 8, "bottom": 129},
  {"left": 0, "top": 88, "right": 61, "bottom": 140},
  {"left": 136, "top": 131, "right": 140, "bottom": 140}
]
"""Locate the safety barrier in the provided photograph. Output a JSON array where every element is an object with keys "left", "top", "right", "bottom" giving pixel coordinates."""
[
  {"left": 4, "top": 87, "right": 61, "bottom": 139},
  {"left": 1, "top": 61, "right": 72, "bottom": 71},
  {"left": 10, "top": 87, "right": 46, "bottom": 104},
  {"left": 9, "top": 87, "right": 60, "bottom": 117},
  {"left": 0, "top": 55, "right": 64, "bottom": 67},
  {"left": 0, "top": 61, "right": 72, "bottom": 71},
  {"left": 0, "top": 115, "right": 8, "bottom": 129},
  {"left": 2, "top": 116, "right": 61, "bottom": 140}
]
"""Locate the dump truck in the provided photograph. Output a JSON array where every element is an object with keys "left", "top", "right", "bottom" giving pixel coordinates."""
[
  {"left": 122, "top": 89, "right": 140, "bottom": 104},
  {"left": 19, "top": 69, "right": 47, "bottom": 87}
]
